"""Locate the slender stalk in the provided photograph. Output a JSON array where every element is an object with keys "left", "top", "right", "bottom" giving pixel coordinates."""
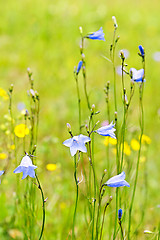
[
  {"left": 72, "top": 155, "right": 79, "bottom": 240},
  {"left": 110, "top": 28, "right": 118, "bottom": 113},
  {"left": 81, "top": 37, "right": 91, "bottom": 110},
  {"left": 95, "top": 181, "right": 105, "bottom": 240},
  {"left": 99, "top": 197, "right": 112, "bottom": 240},
  {"left": 128, "top": 57, "right": 145, "bottom": 239},
  {"left": 75, "top": 74, "right": 81, "bottom": 133},
  {"left": 35, "top": 173, "right": 45, "bottom": 240},
  {"left": 118, "top": 220, "right": 124, "bottom": 240},
  {"left": 88, "top": 141, "right": 96, "bottom": 240},
  {"left": 113, "top": 188, "right": 119, "bottom": 240},
  {"left": 120, "top": 55, "right": 126, "bottom": 172}
]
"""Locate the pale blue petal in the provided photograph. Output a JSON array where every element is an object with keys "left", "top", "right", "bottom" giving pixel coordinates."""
[
  {"left": 63, "top": 138, "right": 73, "bottom": 147},
  {"left": 70, "top": 146, "right": 78, "bottom": 156},
  {"left": 27, "top": 166, "right": 36, "bottom": 178},
  {"left": 22, "top": 168, "right": 28, "bottom": 179},
  {"left": 96, "top": 122, "right": 116, "bottom": 138},
  {"left": 118, "top": 171, "right": 125, "bottom": 180},
  {"left": 88, "top": 27, "right": 105, "bottom": 41},
  {"left": 77, "top": 142, "right": 87, "bottom": 153},
  {"left": 13, "top": 166, "right": 23, "bottom": 174},
  {"left": 130, "top": 68, "right": 145, "bottom": 82},
  {"left": 106, "top": 180, "right": 129, "bottom": 187},
  {"left": 78, "top": 134, "right": 91, "bottom": 143},
  {"left": 0, "top": 171, "right": 4, "bottom": 176},
  {"left": 105, "top": 171, "right": 130, "bottom": 188}
]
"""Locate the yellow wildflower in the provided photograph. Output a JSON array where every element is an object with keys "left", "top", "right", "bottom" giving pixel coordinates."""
[
  {"left": 104, "top": 136, "right": 117, "bottom": 146},
  {"left": 141, "top": 134, "right": 151, "bottom": 145},
  {"left": 7, "top": 144, "right": 15, "bottom": 150},
  {"left": 60, "top": 202, "right": 66, "bottom": 209},
  {"left": 46, "top": 163, "right": 57, "bottom": 171},
  {"left": 131, "top": 139, "right": 140, "bottom": 151},
  {"left": 10, "top": 144, "right": 15, "bottom": 150},
  {"left": 0, "top": 153, "right": 7, "bottom": 160},
  {"left": 14, "top": 124, "right": 29, "bottom": 138},
  {"left": 0, "top": 88, "right": 9, "bottom": 100},
  {"left": 122, "top": 142, "right": 131, "bottom": 156}
]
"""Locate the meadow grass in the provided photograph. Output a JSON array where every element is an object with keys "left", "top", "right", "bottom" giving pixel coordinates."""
[{"left": 0, "top": 0, "right": 160, "bottom": 239}]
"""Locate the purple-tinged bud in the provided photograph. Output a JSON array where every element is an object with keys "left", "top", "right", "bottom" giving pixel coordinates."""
[
  {"left": 76, "top": 61, "right": 83, "bottom": 75},
  {"left": 67, "top": 123, "right": 71, "bottom": 131},
  {"left": 118, "top": 208, "right": 123, "bottom": 220},
  {"left": 138, "top": 45, "right": 145, "bottom": 57}
]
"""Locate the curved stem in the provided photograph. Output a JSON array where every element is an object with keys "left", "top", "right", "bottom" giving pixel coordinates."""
[{"left": 35, "top": 174, "right": 45, "bottom": 240}]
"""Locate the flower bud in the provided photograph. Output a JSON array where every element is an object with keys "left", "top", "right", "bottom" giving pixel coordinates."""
[
  {"left": 112, "top": 16, "right": 118, "bottom": 29},
  {"left": 79, "top": 26, "right": 83, "bottom": 35},
  {"left": 120, "top": 50, "right": 125, "bottom": 60},
  {"left": 9, "top": 84, "right": 14, "bottom": 93},
  {"left": 91, "top": 104, "right": 95, "bottom": 113},
  {"left": 118, "top": 208, "right": 123, "bottom": 220},
  {"left": 67, "top": 123, "right": 71, "bottom": 131},
  {"left": 144, "top": 230, "right": 153, "bottom": 234},
  {"left": 138, "top": 45, "right": 145, "bottom": 57}
]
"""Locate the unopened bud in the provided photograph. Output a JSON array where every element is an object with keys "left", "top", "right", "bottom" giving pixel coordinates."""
[
  {"left": 85, "top": 124, "right": 89, "bottom": 131},
  {"left": 79, "top": 26, "right": 83, "bottom": 35},
  {"left": 118, "top": 208, "right": 123, "bottom": 220},
  {"left": 25, "top": 109, "right": 29, "bottom": 117},
  {"left": 104, "top": 169, "right": 107, "bottom": 174},
  {"left": 67, "top": 123, "right": 71, "bottom": 131},
  {"left": 91, "top": 104, "right": 95, "bottom": 113},
  {"left": 112, "top": 16, "right": 118, "bottom": 29},
  {"left": 138, "top": 45, "right": 145, "bottom": 57},
  {"left": 9, "top": 84, "right": 14, "bottom": 93},
  {"left": 81, "top": 53, "right": 85, "bottom": 60},
  {"left": 109, "top": 196, "right": 113, "bottom": 202},
  {"left": 144, "top": 230, "right": 153, "bottom": 234},
  {"left": 27, "top": 67, "right": 32, "bottom": 77},
  {"left": 120, "top": 50, "right": 125, "bottom": 60}
]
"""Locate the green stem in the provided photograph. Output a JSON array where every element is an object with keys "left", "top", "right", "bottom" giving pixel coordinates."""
[
  {"left": 120, "top": 57, "right": 126, "bottom": 172},
  {"left": 72, "top": 155, "right": 79, "bottom": 240},
  {"left": 95, "top": 183, "right": 105, "bottom": 240},
  {"left": 111, "top": 28, "right": 117, "bottom": 113},
  {"left": 81, "top": 37, "right": 91, "bottom": 110},
  {"left": 113, "top": 188, "right": 119, "bottom": 240},
  {"left": 99, "top": 200, "right": 111, "bottom": 240},
  {"left": 75, "top": 75, "right": 81, "bottom": 133},
  {"left": 119, "top": 220, "right": 124, "bottom": 240},
  {"left": 128, "top": 60, "right": 145, "bottom": 239},
  {"left": 88, "top": 141, "right": 96, "bottom": 240},
  {"left": 35, "top": 173, "right": 45, "bottom": 240}
]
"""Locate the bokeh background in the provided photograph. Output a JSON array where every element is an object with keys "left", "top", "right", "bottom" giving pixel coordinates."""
[{"left": 0, "top": 0, "right": 160, "bottom": 239}]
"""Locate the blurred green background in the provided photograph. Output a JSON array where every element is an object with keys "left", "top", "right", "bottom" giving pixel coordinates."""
[{"left": 0, "top": 0, "right": 160, "bottom": 239}]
